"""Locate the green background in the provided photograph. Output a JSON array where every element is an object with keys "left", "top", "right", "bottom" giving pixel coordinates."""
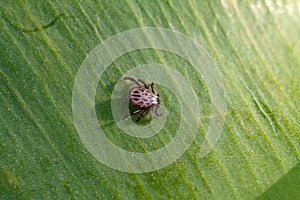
[{"left": 0, "top": 0, "right": 299, "bottom": 199}]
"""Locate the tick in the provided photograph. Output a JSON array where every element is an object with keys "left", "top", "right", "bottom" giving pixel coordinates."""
[{"left": 123, "top": 77, "right": 162, "bottom": 122}]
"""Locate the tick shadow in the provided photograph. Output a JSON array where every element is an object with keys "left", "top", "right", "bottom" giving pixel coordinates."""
[
  {"left": 126, "top": 104, "right": 153, "bottom": 126},
  {"left": 95, "top": 80, "right": 120, "bottom": 128},
  {"left": 95, "top": 79, "right": 153, "bottom": 129},
  {"left": 95, "top": 99, "right": 116, "bottom": 128},
  {"left": 95, "top": 98, "right": 152, "bottom": 129}
]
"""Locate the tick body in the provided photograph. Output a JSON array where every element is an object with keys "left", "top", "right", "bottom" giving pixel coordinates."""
[{"left": 123, "top": 77, "right": 162, "bottom": 122}]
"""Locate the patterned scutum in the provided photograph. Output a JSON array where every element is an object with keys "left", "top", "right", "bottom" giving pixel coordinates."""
[{"left": 128, "top": 86, "right": 159, "bottom": 108}]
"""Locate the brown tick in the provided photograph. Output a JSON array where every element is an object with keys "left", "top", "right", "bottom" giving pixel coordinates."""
[{"left": 123, "top": 77, "right": 162, "bottom": 122}]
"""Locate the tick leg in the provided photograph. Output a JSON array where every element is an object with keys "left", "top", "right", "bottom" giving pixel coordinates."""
[
  {"left": 155, "top": 105, "right": 162, "bottom": 116},
  {"left": 124, "top": 77, "right": 140, "bottom": 86},
  {"left": 138, "top": 79, "right": 148, "bottom": 89},
  {"left": 123, "top": 109, "right": 142, "bottom": 120},
  {"left": 136, "top": 109, "right": 150, "bottom": 122},
  {"left": 150, "top": 82, "right": 155, "bottom": 94}
]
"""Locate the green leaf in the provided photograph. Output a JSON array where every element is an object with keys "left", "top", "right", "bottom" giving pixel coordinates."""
[
  {"left": 257, "top": 164, "right": 300, "bottom": 200},
  {"left": 0, "top": 0, "right": 299, "bottom": 199}
]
